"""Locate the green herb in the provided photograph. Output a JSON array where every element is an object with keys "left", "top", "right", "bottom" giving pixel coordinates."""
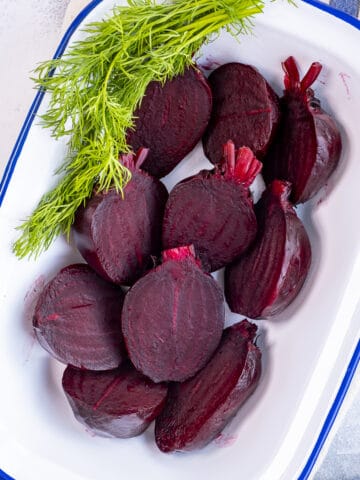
[{"left": 14, "top": 0, "right": 268, "bottom": 259}]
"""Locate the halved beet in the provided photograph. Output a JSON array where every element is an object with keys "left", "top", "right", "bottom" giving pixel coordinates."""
[
  {"left": 126, "top": 67, "right": 212, "bottom": 178},
  {"left": 162, "top": 141, "right": 261, "bottom": 272},
  {"left": 155, "top": 320, "right": 261, "bottom": 452},
  {"left": 263, "top": 56, "right": 342, "bottom": 204},
  {"left": 33, "top": 264, "right": 125, "bottom": 370},
  {"left": 62, "top": 362, "right": 168, "bottom": 438},
  {"left": 121, "top": 245, "right": 225, "bottom": 383},
  {"left": 225, "top": 181, "right": 312, "bottom": 319},
  {"left": 73, "top": 149, "right": 168, "bottom": 286},
  {"left": 203, "top": 62, "right": 280, "bottom": 164}
]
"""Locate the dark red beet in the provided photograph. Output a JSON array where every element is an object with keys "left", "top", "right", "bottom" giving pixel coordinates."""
[
  {"left": 203, "top": 62, "right": 280, "bottom": 164},
  {"left": 155, "top": 320, "right": 261, "bottom": 452},
  {"left": 33, "top": 264, "right": 125, "bottom": 370},
  {"left": 121, "top": 245, "right": 225, "bottom": 383},
  {"left": 73, "top": 149, "right": 168, "bottom": 286},
  {"left": 225, "top": 181, "right": 312, "bottom": 319},
  {"left": 126, "top": 67, "right": 212, "bottom": 178},
  {"left": 263, "top": 56, "right": 342, "bottom": 204},
  {"left": 162, "top": 141, "right": 261, "bottom": 272},
  {"left": 62, "top": 362, "right": 168, "bottom": 438}
]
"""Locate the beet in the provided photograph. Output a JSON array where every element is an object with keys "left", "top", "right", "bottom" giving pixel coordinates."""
[
  {"left": 263, "top": 56, "right": 342, "bottom": 204},
  {"left": 225, "top": 181, "right": 312, "bottom": 319},
  {"left": 126, "top": 67, "right": 212, "bottom": 178},
  {"left": 162, "top": 141, "right": 261, "bottom": 272},
  {"left": 121, "top": 245, "right": 225, "bottom": 383},
  {"left": 62, "top": 362, "right": 168, "bottom": 438},
  {"left": 73, "top": 149, "right": 168, "bottom": 286},
  {"left": 202, "top": 62, "right": 280, "bottom": 164},
  {"left": 33, "top": 264, "right": 125, "bottom": 370},
  {"left": 155, "top": 320, "right": 261, "bottom": 452}
]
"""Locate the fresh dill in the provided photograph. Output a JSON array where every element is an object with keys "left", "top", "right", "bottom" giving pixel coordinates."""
[{"left": 14, "top": 0, "right": 268, "bottom": 259}]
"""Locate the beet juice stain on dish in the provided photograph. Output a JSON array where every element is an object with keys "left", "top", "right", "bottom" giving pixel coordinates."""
[
  {"left": 263, "top": 56, "right": 342, "bottom": 204},
  {"left": 162, "top": 140, "right": 261, "bottom": 272}
]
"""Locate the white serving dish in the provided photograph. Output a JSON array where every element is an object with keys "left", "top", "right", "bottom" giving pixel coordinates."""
[{"left": 0, "top": 1, "right": 359, "bottom": 479}]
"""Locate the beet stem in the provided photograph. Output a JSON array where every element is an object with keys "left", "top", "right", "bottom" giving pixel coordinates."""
[
  {"left": 162, "top": 245, "right": 197, "bottom": 263},
  {"left": 134, "top": 147, "right": 150, "bottom": 169},
  {"left": 234, "top": 147, "right": 262, "bottom": 188},
  {"left": 222, "top": 140, "right": 236, "bottom": 176},
  {"left": 300, "top": 62, "right": 322, "bottom": 92},
  {"left": 282, "top": 56, "right": 300, "bottom": 91},
  {"left": 269, "top": 180, "right": 291, "bottom": 202}
]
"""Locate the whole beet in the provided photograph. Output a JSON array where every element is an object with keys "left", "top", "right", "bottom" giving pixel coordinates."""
[
  {"left": 73, "top": 149, "right": 168, "bottom": 286},
  {"left": 155, "top": 320, "right": 261, "bottom": 452},
  {"left": 162, "top": 140, "right": 261, "bottom": 272},
  {"left": 263, "top": 56, "right": 342, "bottom": 204},
  {"left": 203, "top": 62, "right": 280, "bottom": 164},
  {"left": 33, "top": 264, "right": 125, "bottom": 370},
  {"left": 225, "top": 181, "right": 312, "bottom": 319},
  {"left": 127, "top": 67, "right": 212, "bottom": 178},
  {"left": 63, "top": 362, "right": 168, "bottom": 438},
  {"left": 121, "top": 245, "right": 225, "bottom": 383}
]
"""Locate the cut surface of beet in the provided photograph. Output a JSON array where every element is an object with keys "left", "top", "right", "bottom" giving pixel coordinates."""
[
  {"left": 162, "top": 141, "right": 261, "bottom": 271},
  {"left": 263, "top": 56, "right": 342, "bottom": 204},
  {"left": 62, "top": 362, "right": 168, "bottom": 438},
  {"left": 121, "top": 246, "right": 225, "bottom": 383},
  {"left": 126, "top": 67, "right": 212, "bottom": 178},
  {"left": 33, "top": 263, "right": 125, "bottom": 370},
  {"left": 203, "top": 62, "right": 280, "bottom": 164},
  {"left": 73, "top": 149, "right": 168, "bottom": 286},
  {"left": 225, "top": 181, "right": 312, "bottom": 319},
  {"left": 155, "top": 320, "right": 261, "bottom": 452}
]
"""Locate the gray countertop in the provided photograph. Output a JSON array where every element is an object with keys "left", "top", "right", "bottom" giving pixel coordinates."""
[{"left": 0, "top": 1, "right": 359, "bottom": 479}]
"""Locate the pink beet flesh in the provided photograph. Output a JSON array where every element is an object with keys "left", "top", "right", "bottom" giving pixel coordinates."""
[
  {"left": 33, "top": 264, "right": 125, "bottom": 370},
  {"left": 121, "top": 246, "right": 225, "bottom": 383},
  {"left": 263, "top": 56, "right": 342, "bottom": 204},
  {"left": 155, "top": 320, "right": 261, "bottom": 452},
  {"left": 225, "top": 181, "right": 312, "bottom": 319},
  {"left": 162, "top": 141, "right": 261, "bottom": 271},
  {"left": 73, "top": 150, "right": 168, "bottom": 286},
  {"left": 127, "top": 67, "right": 212, "bottom": 178},
  {"left": 62, "top": 362, "right": 168, "bottom": 438},
  {"left": 203, "top": 62, "right": 280, "bottom": 164}
]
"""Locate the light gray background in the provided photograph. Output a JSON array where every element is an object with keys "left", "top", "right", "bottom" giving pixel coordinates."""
[{"left": 0, "top": 1, "right": 359, "bottom": 479}]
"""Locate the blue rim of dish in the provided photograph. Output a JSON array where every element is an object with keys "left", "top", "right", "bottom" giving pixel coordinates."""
[{"left": 0, "top": 1, "right": 359, "bottom": 480}]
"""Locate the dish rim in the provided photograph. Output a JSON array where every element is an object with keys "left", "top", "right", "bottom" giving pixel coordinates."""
[{"left": 0, "top": 1, "right": 359, "bottom": 479}]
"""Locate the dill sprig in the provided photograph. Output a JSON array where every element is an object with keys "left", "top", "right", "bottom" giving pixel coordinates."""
[{"left": 14, "top": 0, "right": 267, "bottom": 259}]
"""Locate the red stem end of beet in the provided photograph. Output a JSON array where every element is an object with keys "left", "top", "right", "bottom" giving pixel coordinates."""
[
  {"left": 162, "top": 245, "right": 201, "bottom": 267},
  {"left": 282, "top": 56, "right": 322, "bottom": 94},
  {"left": 119, "top": 147, "right": 150, "bottom": 170},
  {"left": 269, "top": 179, "right": 292, "bottom": 203},
  {"left": 218, "top": 140, "right": 262, "bottom": 187}
]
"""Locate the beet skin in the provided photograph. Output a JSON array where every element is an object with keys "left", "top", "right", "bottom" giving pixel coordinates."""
[
  {"left": 225, "top": 181, "right": 312, "bottom": 319},
  {"left": 127, "top": 67, "right": 212, "bottom": 178},
  {"left": 155, "top": 320, "right": 261, "bottom": 452},
  {"left": 63, "top": 362, "right": 168, "bottom": 438},
  {"left": 33, "top": 264, "right": 125, "bottom": 370},
  {"left": 203, "top": 62, "right": 280, "bottom": 164},
  {"left": 162, "top": 140, "right": 261, "bottom": 271},
  {"left": 121, "top": 246, "right": 225, "bottom": 383},
  {"left": 73, "top": 149, "right": 168, "bottom": 286},
  {"left": 263, "top": 56, "right": 342, "bottom": 204}
]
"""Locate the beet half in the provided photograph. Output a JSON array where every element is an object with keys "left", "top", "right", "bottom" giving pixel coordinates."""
[
  {"left": 33, "top": 264, "right": 125, "bottom": 370},
  {"left": 162, "top": 140, "right": 261, "bottom": 272},
  {"left": 121, "top": 246, "right": 225, "bottom": 383},
  {"left": 263, "top": 56, "right": 342, "bottom": 204},
  {"left": 62, "top": 362, "right": 168, "bottom": 438},
  {"left": 203, "top": 62, "right": 280, "bottom": 164},
  {"left": 73, "top": 149, "right": 168, "bottom": 286},
  {"left": 155, "top": 320, "right": 261, "bottom": 452},
  {"left": 127, "top": 67, "right": 212, "bottom": 178},
  {"left": 225, "top": 181, "right": 312, "bottom": 319}
]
